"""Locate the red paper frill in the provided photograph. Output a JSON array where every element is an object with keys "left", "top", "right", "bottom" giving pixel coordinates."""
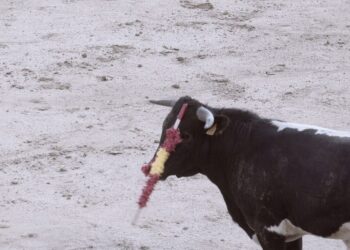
[
  {"left": 162, "top": 128, "right": 182, "bottom": 152},
  {"left": 138, "top": 175, "right": 159, "bottom": 208}
]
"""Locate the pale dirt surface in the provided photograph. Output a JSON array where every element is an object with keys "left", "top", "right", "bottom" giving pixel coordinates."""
[{"left": 0, "top": 0, "right": 350, "bottom": 249}]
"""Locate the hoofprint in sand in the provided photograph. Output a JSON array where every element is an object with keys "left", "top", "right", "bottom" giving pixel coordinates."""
[{"left": 0, "top": 0, "right": 350, "bottom": 249}]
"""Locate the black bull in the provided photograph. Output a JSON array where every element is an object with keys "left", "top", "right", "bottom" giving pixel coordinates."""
[{"left": 148, "top": 96, "right": 350, "bottom": 250}]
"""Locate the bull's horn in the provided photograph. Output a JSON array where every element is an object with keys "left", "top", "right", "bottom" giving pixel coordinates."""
[
  {"left": 149, "top": 99, "right": 175, "bottom": 107},
  {"left": 196, "top": 106, "right": 214, "bottom": 129}
]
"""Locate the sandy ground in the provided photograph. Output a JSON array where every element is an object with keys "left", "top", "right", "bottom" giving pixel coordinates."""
[{"left": 0, "top": 0, "right": 350, "bottom": 249}]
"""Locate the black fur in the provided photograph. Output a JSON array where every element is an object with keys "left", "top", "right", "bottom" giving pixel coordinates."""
[{"left": 154, "top": 96, "right": 350, "bottom": 250}]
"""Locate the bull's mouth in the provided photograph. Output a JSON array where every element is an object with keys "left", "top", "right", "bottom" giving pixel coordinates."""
[
  {"left": 175, "top": 173, "right": 186, "bottom": 178},
  {"left": 159, "top": 174, "right": 169, "bottom": 181},
  {"left": 160, "top": 173, "right": 181, "bottom": 180}
]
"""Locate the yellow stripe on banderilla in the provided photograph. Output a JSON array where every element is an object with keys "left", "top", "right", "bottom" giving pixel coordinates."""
[{"left": 149, "top": 147, "right": 170, "bottom": 176}]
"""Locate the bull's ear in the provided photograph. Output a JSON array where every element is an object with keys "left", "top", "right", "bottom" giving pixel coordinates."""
[
  {"left": 206, "top": 115, "right": 230, "bottom": 136},
  {"left": 196, "top": 106, "right": 229, "bottom": 136}
]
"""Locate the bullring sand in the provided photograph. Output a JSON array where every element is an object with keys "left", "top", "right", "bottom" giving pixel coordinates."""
[{"left": 0, "top": 0, "right": 350, "bottom": 249}]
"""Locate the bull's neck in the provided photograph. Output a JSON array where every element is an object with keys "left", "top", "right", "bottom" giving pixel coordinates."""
[
  {"left": 203, "top": 152, "right": 243, "bottom": 194},
  {"left": 200, "top": 146, "right": 242, "bottom": 192},
  {"left": 200, "top": 109, "right": 260, "bottom": 192}
]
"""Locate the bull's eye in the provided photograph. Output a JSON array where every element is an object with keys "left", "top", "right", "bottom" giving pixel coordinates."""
[{"left": 181, "top": 132, "right": 192, "bottom": 143}]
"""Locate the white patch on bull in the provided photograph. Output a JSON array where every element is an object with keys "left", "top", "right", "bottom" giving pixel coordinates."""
[
  {"left": 271, "top": 120, "right": 350, "bottom": 138},
  {"left": 252, "top": 234, "right": 260, "bottom": 246},
  {"left": 266, "top": 219, "right": 308, "bottom": 242},
  {"left": 329, "top": 222, "right": 350, "bottom": 240}
]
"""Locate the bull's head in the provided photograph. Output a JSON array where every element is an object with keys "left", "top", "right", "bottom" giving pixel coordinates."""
[{"left": 150, "top": 96, "right": 230, "bottom": 180}]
